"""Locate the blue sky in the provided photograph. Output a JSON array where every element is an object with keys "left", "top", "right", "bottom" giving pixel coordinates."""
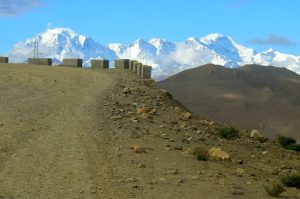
[{"left": 0, "top": 0, "right": 299, "bottom": 55}]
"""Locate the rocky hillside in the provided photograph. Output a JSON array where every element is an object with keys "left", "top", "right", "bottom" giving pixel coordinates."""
[
  {"left": 95, "top": 69, "right": 300, "bottom": 198},
  {"left": 157, "top": 64, "right": 300, "bottom": 140}
]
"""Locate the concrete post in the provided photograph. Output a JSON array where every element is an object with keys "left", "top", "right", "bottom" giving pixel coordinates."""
[
  {"left": 115, "top": 59, "right": 130, "bottom": 69},
  {"left": 136, "top": 63, "right": 143, "bottom": 76},
  {"left": 28, "top": 58, "right": 52, "bottom": 66},
  {"left": 0, "top": 57, "right": 8, "bottom": 63},
  {"left": 91, "top": 59, "right": 109, "bottom": 69},
  {"left": 141, "top": 65, "right": 152, "bottom": 79},
  {"left": 129, "top": 60, "right": 138, "bottom": 71},
  {"left": 63, "top": 59, "right": 83, "bottom": 67},
  {"left": 133, "top": 62, "right": 142, "bottom": 74}
]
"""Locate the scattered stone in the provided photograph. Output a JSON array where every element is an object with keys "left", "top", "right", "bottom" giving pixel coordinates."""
[
  {"left": 182, "top": 138, "right": 190, "bottom": 144},
  {"left": 138, "top": 163, "right": 146, "bottom": 168},
  {"left": 175, "top": 146, "right": 183, "bottom": 150},
  {"left": 250, "top": 129, "right": 262, "bottom": 138},
  {"left": 130, "top": 144, "right": 146, "bottom": 153},
  {"left": 178, "top": 179, "right": 184, "bottom": 183},
  {"left": 110, "top": 115, "right": 123, "bottom": 120},
  {"left": 183, "top": 148, "right": 194, "bottom": 156},
  {"left": 236, "top": 168, "right": 245, "bottom": 177},
  {"left": 209, "top": 121, "right": 215, "bottom": 126},
  {"left": 137, "top": 106, "right": 150, "bottom": 114},
  {"left": 125, "top": 177, "right": 138, "bottom": 183},
  {"left": 123, "top": 87, "right": 131, "bottom": 94},
  {"left": 231, "top": 188, "right": 244, "bottom": 195},
  {"left": 171, "top": 169, "right": 179, "bottom": 174},
  {"left": 209, "top": 147, "right": 231, "bottom": 161},
  {"left": 140, "top": 113, "right": 151, "bottom": 120},
  {"left": 182, "top": 112, "right": 192, "bottom": 120},
  {"left": 262, "top": 151, "right": 268, "bottom": 155}
]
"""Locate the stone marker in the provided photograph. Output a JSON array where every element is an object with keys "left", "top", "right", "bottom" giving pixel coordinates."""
[
  {"left": 91, "top": 59, "right": 109, "bottom": 69},
  {"left": 63, "top": 59, "right": 83, "bottom": 67},
  {"left": 0, "top": 57, "right": 8, "bottom": 63},
  {"left": 115, "top": 59, "right": 130, "bottom": 69},
  {"left": 141, "top": 65, "right": 152, "bottom": 79},
  {"left": 130, "top": 60, "right": 138, "bottom": 71},
  {"left": 28, "top": 58, "right": 52, "bottom": 66},
  {"left": 136, "top": 63, "right": 143, "bottom": 76},
  {"left": 133, "top": 62, "right": 141, "bottom": 73}
]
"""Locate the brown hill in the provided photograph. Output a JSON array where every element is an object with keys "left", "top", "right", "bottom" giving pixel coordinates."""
[{"left": 158, "top": 64, "right": 300, "bottom": 140}]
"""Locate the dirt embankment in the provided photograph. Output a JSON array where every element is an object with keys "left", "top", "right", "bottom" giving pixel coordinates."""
[{"left": 0, "top": 64, "right": 299, "bottom": 199}]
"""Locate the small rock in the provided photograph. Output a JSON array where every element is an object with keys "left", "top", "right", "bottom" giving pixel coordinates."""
[
  {"left": 182, "top": 138, "right": 190, "bottom": 144},
  {"left": 130, "top": 144, "right": 146, "bottom": 153},
  {"left": 111, "top": 115, "right": 123, "bottom": 120},
  {"left": 236, "top": 168, "right": 245, "bottom": 177},
  {"left": 178, "top": 179, "right": 184, "bottom": 183},
  {"left": 138, "top": 163, "right": 146, "bottom": 168},
  {"left": 126, "top": 177, "right": 138, "bottom": 183},
  {"left": 171, "top": 169, "right": 179, "bottom": 174},
  {"left": 123, "top": 87, "right": 131, "bottom": 94},
  {"left": 182, "top": 112, "right": 192, "bottom": 120},
  {"left": 175, "top": 146, "right": 183, "bottom": 150},
  {"left": 250, "top": 129, "right": 262, "bottom": 138},
  {"left": 140, "top": 113, "right": 151, "bottom": 120},
  {"left": 137, "top": 106, "right": 150, "bottom": 114},
  {"left": 231, "top": 189, "right": 244, "bottom": 195},
  {"left": 209, "top": 121, "right": 215, "bottom": 126}
]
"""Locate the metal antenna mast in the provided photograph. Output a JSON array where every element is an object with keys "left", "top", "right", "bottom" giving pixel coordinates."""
[{"left": 33, "top": 36, "right": 39, "bottom": 59}]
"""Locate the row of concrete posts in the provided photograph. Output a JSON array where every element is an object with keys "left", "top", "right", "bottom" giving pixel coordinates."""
[
  {"left": 114, "top": 59, "right": 152, "bottom": 79},
  {"left": 0, "top": 57, "right": 152, "bottom": 79}
]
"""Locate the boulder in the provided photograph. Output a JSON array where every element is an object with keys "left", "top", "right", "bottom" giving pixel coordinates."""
[{"left": 209, "top": 147, "right": 231, "bottom": 161}]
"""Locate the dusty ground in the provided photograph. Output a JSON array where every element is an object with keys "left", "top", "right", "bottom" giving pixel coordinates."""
[{"left": 0, "top": 63, "right": 299, "bottom": 199}]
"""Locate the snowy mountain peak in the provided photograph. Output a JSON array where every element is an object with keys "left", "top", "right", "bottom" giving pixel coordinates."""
[
  {"left": 200, "top": 33, "right": 228, "bottom": 44},
  {"left": 45, "top": 28, "right": 77, "bottom": 37},
  {"left": 186, "top": 37, "right": 201, "bottom": 43},
  {"left": 7, "top": 27, "right": 300, "bottom": 80}
]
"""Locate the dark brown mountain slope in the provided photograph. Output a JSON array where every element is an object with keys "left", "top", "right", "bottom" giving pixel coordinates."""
[{"left": 158, "top": 64, "right": 300, "bottom": 140}]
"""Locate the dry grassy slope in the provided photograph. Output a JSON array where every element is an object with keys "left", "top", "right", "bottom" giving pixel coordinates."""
[
  {"left": 0, "top": 63, "right": 299, "bottom": 199},
  {"left": 157, "top": 64, "right": 300, "bottom": 140}
]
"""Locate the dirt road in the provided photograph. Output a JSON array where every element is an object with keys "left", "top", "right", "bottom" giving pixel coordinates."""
[{"left": 0, "top": 64, "right": 120, "bottom": 198}]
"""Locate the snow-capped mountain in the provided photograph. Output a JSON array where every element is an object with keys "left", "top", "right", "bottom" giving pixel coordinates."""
[
  {"left": 7, "top": 28, "right": 300, "bottom": 80},
  {"left": 8, "top": 28, "right": 116, "bottom": 66}
]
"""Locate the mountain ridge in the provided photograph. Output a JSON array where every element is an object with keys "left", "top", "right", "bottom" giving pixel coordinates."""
[
  {"left": 6, "top": 27, "right": 300, "bottom": 80},
  {"left": 157, "top": 64, "right": 300, "bottom": 140}
]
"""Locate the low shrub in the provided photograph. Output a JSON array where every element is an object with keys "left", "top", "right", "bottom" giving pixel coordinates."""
[
  {"left": 285, "top": 144, "right": 300, "bottom": 152},
  {"left": 218, "top": 127, "right": 239, "bottom": 140},
  {"left": 193, "top": 146, "right": 209, "bottom": 161},
  {"left": 264, "top": 184, "right": 285, "bottom": 197},
  {"left": 281, "top": 174, "right": 300, "bottom": 189},
  {"left": 277, "top": 135, "right": 296, "bottom": 147}
]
